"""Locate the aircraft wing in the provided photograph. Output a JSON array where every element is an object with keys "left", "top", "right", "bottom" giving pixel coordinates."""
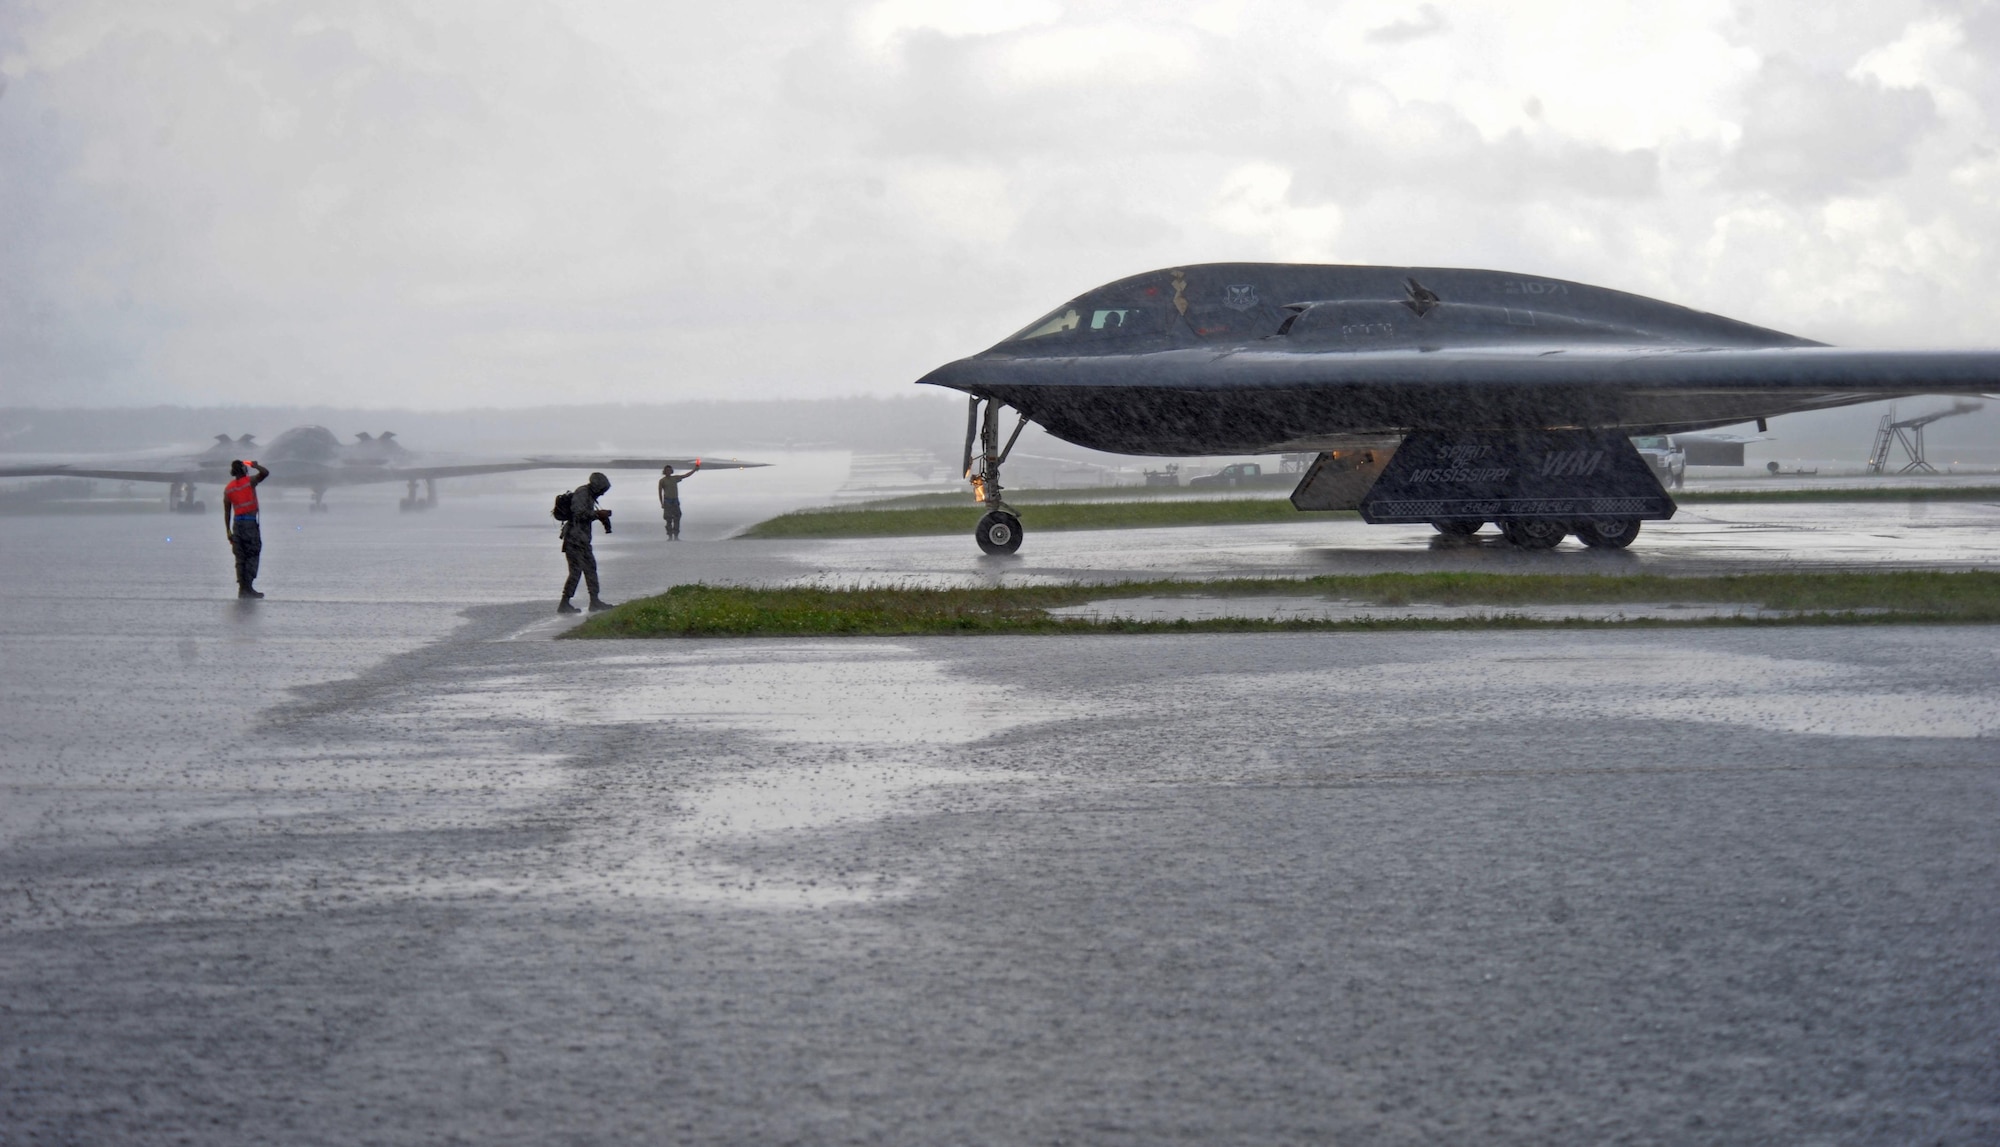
[
  {"left": 308, "top": 457, "right": 768, "bottom": 486},
  {"left": 2, "top": 456, "right": 767, "bottom": 487},
  {"left": 518, "top": 457, "right": 768, "bottom": 470},
  {"left": 0, "top": 462, "right": 544, "bottom": 487},
  {"left": 315, "top": 462, "right": 546, "bottom": 485},
  {"left": 922, "top": 345, "right": 2000, "bottom": 454},
  {"left": 0, "top": 464, "right": 209, "bottom": 483}
]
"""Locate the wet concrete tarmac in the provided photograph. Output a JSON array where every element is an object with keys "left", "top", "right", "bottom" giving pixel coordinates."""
[{"left": 3, "top": 490, "right": 1998, "bottom": 1144}]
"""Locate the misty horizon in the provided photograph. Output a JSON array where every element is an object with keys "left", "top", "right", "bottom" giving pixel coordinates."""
[{"left": 7, "top": 393, "right": 2000, "bottom": 474}]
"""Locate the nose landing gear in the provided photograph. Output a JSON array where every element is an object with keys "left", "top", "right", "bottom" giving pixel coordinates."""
[
  {"left": 964, "top": 397, "right": 1028, "bottom": 555},
  {"left": 976, "top": 510, "right": 1023, "bottom": 555}
]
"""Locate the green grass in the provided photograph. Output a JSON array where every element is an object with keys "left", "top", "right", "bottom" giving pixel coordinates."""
[
  {"left": 846, "top": 483, "right": 1294, "bottom": 508},
  {"left": 738, "top": 484, "right": 2000, "bottom": 539},
  {"left": 566, "top": 570, "right": 2000, "bottom": 638},
  {"left": 738, "top": 498, "right": 1318, "bottom": 538}
]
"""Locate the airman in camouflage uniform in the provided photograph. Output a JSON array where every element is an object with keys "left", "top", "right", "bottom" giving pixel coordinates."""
[{"left": 558, "top": 472, "right": 615, "bottom": 614}]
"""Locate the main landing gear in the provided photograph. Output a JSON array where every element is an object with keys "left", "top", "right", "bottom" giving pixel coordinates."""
[
  {"left": 1570, "top": 518, "right": 1641, "bottom": 549},
  {"left": 1433, "top": 518, "right": 1643, "bottom": 550},
  {"left": 964, "top": 396, "right": 1029, "bottom": 554},
  {"left": 167, "top": 482, "right": 207, "bottom": 514},
  {"left": 398, "top": 477, "right": 437, "bottom": 512},
  {"left": 308, "top": 487, "right": 330, "bottom": 513}
]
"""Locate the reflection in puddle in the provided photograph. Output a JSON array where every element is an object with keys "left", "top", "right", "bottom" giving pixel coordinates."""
[
  {"left": 678, "top": 761, "right": 1002, "bottom": 836},
  {"left": 418, "top": 644, "right": 1076, "bottom": 910},
  {"left": 433, "top": 645, "right": 1057, "bottom": 745}
]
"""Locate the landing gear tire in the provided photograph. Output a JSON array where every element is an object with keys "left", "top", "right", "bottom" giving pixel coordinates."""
[
  {"left": 1500, "top": 518, "right": 1567, "bottom": 549},
  {"left": 1573, "top": 518, "right": 1641, "bottom": 549},
  {"left": 1431, "top": 519, "right": 1482, "bottom": 536},
  {"left": 975, "top": 511, "right": 1023, "bottom": 555}
]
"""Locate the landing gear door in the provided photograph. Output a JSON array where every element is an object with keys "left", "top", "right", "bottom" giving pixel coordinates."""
[
  {"left": 1357, "top": 430, "right": 1676, "bottom": 524},
  {"left": 1290, "top": 440, "right": 1401, "bottom": 511}
]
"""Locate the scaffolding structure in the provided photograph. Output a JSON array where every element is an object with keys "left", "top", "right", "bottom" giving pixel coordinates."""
[{"left": 1866, "top": 401, "right": 1983, "bottom": 474}]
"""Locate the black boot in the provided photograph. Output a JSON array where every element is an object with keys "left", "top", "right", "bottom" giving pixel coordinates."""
[
  {"left": 238, "top": 586, "right": 264, "bottom": 599},
  {"left": 587, "top": 597, "right": 615, "bottom": 612},
  {"left": 557, "top": 599, "right": 580, "bottom": 614}
]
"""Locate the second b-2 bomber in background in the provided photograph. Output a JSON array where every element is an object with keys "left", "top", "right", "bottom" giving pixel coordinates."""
[
  {"left": 0, "top": 425, "right": 764, "bottom": 512},
  {"left": 920, "top": 263, "right": 2000, "bottom": 553}
]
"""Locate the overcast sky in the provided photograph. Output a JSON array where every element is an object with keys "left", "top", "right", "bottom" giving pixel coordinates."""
[{"left": 3, "top": 0, "right": 1998, "bottom": 408}]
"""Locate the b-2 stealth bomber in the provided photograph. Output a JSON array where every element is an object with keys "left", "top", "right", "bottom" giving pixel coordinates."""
[
  {"left": 919, "top": 263, "right": 1999, "bottom": 552},
  {"left": 0, "top": 425, "right": 764, "bottom": 513}
]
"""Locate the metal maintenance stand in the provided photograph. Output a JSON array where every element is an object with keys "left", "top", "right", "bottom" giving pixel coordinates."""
[{"left": 1867, "top": 401, "right": 1982, "bottom": 474}]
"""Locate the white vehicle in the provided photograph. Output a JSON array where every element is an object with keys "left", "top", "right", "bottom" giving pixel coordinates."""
[{"left": 1632, "top": 436, "right": 1686, "bottom": 489}]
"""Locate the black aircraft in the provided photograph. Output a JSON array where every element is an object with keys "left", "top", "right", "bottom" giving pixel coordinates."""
[
  {"left": 0, "top": 425, "right": 764, "bottom": 513},
  {"left": 918, "top": 262, "right": 2000, "bottom": 553}
]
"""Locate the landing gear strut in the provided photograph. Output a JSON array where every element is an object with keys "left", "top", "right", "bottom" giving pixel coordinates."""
[
  {"left": 964, "top": 397, "right": 1027, "bottom": 554},
  {"left": 398, "top": 478, "right": 437, "bottom": 512},
  {"left": 309, "top": 487, "right": 329, "bottom": 514},
  {"left": 168, "top": 482, "right": 205, "bottom": 514}
]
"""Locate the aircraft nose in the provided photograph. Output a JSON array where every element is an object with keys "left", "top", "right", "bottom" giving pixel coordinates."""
[{"left": 915, "top": 356, "right": 989, "bottom": 395}]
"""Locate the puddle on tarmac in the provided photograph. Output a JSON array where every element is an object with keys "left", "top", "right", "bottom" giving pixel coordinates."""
[
  {"left": 1626, "top": 690, "right": 2000, "bottom": 738},
  {"left": 1049, "top": 594, "right": 1842, "bottom": 624},
  {"left": 676, "top": 760, "right": 1001, "bottom": 836},
  {"left": 9, "top": 646, "right": 1076, "bottom": 926},
  {"left": 1140, "top": 646, "right": 1999, "bottom": 742},
  {"left": 411, "top": 644, "right": 1082, "bottom": 909},
  {"left": 432, "top": 645, "right": 1062, "bottom": 745}
]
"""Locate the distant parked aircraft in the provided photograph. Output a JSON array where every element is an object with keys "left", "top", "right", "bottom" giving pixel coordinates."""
[{"left": 0, "top": 426, "right": 764, "bottom": 513}]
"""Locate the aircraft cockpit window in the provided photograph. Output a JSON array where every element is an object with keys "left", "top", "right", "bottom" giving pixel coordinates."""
[
  {"left": 1010, "top": 305, "right": 1158, "bottom": 342},
  {"left": 1017, "top": 308, "right": 1081, "bottom": 340}
]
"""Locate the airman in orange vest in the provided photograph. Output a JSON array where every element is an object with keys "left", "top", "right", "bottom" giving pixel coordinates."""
[{"left": 223, "top": 459, "right": 270, "bottom": 598}]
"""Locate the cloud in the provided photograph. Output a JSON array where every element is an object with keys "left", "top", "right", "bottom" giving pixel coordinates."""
[
  {"left": 1210, "top": 163, "right": 1343, "bottom": 256},
  {"left": 0, "top": 0, "right": 1997, "bottom": 409},
  {"left": 1366, "top": 4, "right": 1448, "bottom": 45},
  {"left": 1726, "top": 56, "right": 1940, "bottom": 196}
]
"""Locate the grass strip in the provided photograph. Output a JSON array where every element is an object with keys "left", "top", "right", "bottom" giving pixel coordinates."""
[
  {"left": 738, "top": 498, "right": 1318, "bottom": 538},
  {"left": 740, "top": 485, "right": 2000, "bottom": 539},
  {"left": 568, "top": 570, "right": 2000, "bottom": 638}
]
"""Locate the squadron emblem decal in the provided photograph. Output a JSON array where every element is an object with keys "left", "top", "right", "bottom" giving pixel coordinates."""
[
  {"left": 1223, "top": 284, "right": 1260, "bottom": 311},
  {"left": 1170, "top": 269, "right": 1189, "bottom": 316},
  {"left": 1402, "top": 277, "right": 1441, "bottom": 317}
]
